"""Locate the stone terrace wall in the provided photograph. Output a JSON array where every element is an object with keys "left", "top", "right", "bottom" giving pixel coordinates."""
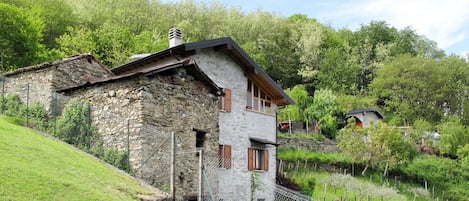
[
  {"left": 277, "top": 137, "right": 340, "bottom": 152},
  {"left": 2, "top": 55, "right": 113, "bottom": 115},
  {"left": 65, "top": 71, "right": 219, "bottom": 199}
]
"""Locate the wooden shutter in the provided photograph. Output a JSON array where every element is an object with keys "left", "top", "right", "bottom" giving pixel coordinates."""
[
  {"left": 263, "top": 150, "right": 269, "bottom": 171},
  {"left": 224, "top": 145, "right": 232, "bottom": 169},
  {"left": 248, "top": 148, "right": 254, "bottom": 170},
  {"left": 224, "top": 88, "right": 232, "bottom": 112},
  {"left": 218, "top": 145, "right": 223, "bottom": 168}
]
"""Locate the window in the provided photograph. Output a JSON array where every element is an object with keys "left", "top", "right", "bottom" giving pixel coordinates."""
[
  {"left": 246, "top": 79, "right": 273, "bottom": 114},
  {"left": 218, "top": 144, "right": 232, "bottom": 169},
  {"left": 193, "top": 128, "right": 207, "bottom": 149},
  {"left": 218, "top": 88, "right": 232, "bottom": 112},
  {"left": 248, "top": 147, "right": 269, "bottom": 171}
]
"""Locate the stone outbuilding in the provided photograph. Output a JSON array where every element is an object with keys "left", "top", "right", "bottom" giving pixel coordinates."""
[
  {"left": 346, "top": 108, "right": 385, "bottom": 128},
  {"left": 1, "top": 54, "right": 113, "bottom": 115}
]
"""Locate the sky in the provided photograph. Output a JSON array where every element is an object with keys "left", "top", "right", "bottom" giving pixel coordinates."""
[{"left": 164, "top": 0, "right": 469, "bottom": 56}]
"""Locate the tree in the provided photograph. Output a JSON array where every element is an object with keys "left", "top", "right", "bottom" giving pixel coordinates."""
[
  {"left": 370, "top": 55, "right": 448, "bottom": 124},
  {"left": 304, "top": 89, "right": 338, "bottom": 122},
  {"left": 277, "top": 85, "right": 312, "bottom": 122},
  {"left": 316, "top": 47, "right": 361, "bottom": 94},
  {"left": 437, "top": 118, "right": 469, "bottom": 157},
  {"left": 0, "top": 3, "right": 44, "bottom": 71},
  {"left": 338, "top": 120, "right": 418, "bottom": 175}
]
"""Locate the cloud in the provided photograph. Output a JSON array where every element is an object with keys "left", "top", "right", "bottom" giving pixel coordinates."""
[{"left": 323, "top": 0, "right": 469, "bottom": 51}]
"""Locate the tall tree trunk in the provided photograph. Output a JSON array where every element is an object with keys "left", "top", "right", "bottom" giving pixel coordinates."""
[
  {"left": 383, "top": 160, "right": 389, "bottom": 177},
  {"left": 361, "top": 161, "right": 370, "bottom": 176}
]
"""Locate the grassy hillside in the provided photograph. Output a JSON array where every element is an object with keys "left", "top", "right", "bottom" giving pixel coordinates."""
[{"left": 0, "top": 116, "right": 162, "bottom": 201}]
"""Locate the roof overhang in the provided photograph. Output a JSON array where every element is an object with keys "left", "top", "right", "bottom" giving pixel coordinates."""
[{"left": 250, "top": 137, "right": 279, "bottom": 146}]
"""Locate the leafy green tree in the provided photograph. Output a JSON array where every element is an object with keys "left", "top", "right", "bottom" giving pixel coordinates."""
[
  {"left": 338, "top": 120, "right": 417, "bottom": 175},
  {"left": 277, "top": 85, "right": 312, "bottom": 122},
  {"left": 316, "top": 47, "right": 361, "bottom": 94},
  {"left": 55, "top": 98, "right": 94, "bottom": 150},
  {"left": 0, "top": 3, "right": 44, "bottom": 70},
  {"left": 304, "top": 89, "right": 338, "bottom": 123},
  {"left": 370, "top": 55, "right": 447, "bottom": 124},
  {"left": 437, "top": 118, "right": 469, "bottom": 157}
]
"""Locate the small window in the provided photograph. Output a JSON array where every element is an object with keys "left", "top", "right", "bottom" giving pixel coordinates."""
[
  {"left": 218, "top": 144, "right": 232, "bottom": 169},
  {"left": 193, "top": 128, "right": 208, "bottom": 149},
  {"left": 248, "top": 147, "right": 269, "bottom": 171}
]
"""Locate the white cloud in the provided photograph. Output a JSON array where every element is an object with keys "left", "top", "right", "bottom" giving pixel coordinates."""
[{"left": 323, "top": 0, "right": 469, "bottom": 52}]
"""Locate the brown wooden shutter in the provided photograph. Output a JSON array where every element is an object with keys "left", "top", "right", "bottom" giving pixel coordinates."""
[
  {"left": 218, "top": 145, "right": 223, "bottom": 168},
  {"left": 263, "top": 150, "right": 269, "bottom": 171},
  {"left": 218, "top": 96, "right": 223, "bottom": 110},
  {"left": 224, "top": 145, "right": 232, "bottom": 169},
  {"left": 248, "top": 148, "right": 254, "bottom": 170},
  {"left": 224, "top": 88, "right": 232, "bottom": 112}
]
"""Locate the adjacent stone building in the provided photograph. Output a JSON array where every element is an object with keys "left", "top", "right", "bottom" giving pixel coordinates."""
[
  {"left": 60, "top": 59, "right": 221, "bottom": 199},
  {"left": 1, "top": 54, "right": 113, "bottom": 115}
]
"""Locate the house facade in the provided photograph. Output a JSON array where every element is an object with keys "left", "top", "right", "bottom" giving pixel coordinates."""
[
  {"left": 1, "top": 29, "right": 293, "bottom": 200},
  {"left": 113, "top": 31, "right": 293, "bottom": 200}
]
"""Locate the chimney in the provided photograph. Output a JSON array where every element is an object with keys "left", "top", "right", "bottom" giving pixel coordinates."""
[{"left": 168, "top": 28, "right": 183, "bottom": 47}]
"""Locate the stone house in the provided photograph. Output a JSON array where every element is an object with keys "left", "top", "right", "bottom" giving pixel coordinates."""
[
  {"left": 1, "top": 29, "right": 294, "bottom": 200},
  {"left": 112, "top": 29, "right": 294, "bottom": 200},
  {"left": 346, "top": 108, "right": 385, "bottom": 128}
]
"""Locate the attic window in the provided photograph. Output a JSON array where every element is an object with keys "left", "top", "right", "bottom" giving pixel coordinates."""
[{"left": 246, "top": 79, "right": 273, "bottom": 114}]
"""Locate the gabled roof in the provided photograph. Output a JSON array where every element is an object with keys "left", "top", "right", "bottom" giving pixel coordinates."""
[
  {"left": 112, "top": 37, "right": 294, "bottom": 106},
  {"left": 59, "top": 59, "right": 222, "bottom": 96},
  {"left": 346, "top": 108, "right": 385, "bottom": 119},
  {"left": 2, "top": 53, "right": 113, "bottom": 77}
]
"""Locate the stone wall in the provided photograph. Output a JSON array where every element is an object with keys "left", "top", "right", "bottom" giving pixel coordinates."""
[
  {"left": 277, "top": 137, "right": 340, "bottom": 153},
  {"left": 64, "top": 69, "right": 219, "bottom": 200},
  {"left": 2, "top": 54, "right": 113, "bottom": 115}
]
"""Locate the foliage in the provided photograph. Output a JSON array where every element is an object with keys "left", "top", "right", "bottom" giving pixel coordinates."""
[
  {"left": 304, "top": 89, "right": 338, "bottom": 122},
  {"left": 338, "top": 120, "right": 418, "bottom": 175},
  {"left": 319, "top": 114, "right": 337, "bottom": 138},
  {"left": 54, "top": 98, "right": 94, "bottom": 149},
  {"left": 402, "top": 154, "right": 468, "bottom": 200},
  {"left": 436, "top": 118, "right": 469, "bottom": 157},
  {"left": 0, "top": 94, "right": 49, "bottom": 131},
  {"left": 278, "top": 85, "right": 312, "bottom": 122},
  {"left": 0, "top": 3, "right": 44, "bottom": 71},
  {"left": 278, "top": 148, "right": 352, "bottom": 166},
  {"left": 55, "top": 98, "right": 131, "bottom": 173}
]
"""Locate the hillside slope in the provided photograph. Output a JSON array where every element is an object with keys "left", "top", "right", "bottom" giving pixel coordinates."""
[{"left": 0, "top": 116, "right": 165, "bottom": 201}]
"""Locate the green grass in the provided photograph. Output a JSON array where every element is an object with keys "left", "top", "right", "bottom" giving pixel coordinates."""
[{"left": 0, "top": 116, "right": 156, "bottom": 201}]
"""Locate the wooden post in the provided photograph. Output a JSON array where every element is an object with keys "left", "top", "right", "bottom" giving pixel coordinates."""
[
  {"left": 170, "top": 132, "right": 175, "bottom": 201},
  {"left": 198, "top": 149, "right": 203, "bottom": 201}
]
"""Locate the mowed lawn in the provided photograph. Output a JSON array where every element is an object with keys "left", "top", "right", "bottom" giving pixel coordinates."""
[{"left": 0, "top": 116, "right": 156, "bottom": 201}]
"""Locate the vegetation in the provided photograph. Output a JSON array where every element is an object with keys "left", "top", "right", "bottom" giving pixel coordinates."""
[
  {"left": 278, "top": 149, "right": 469, "bottom": 200},
  {"left": 0, "top": 95, "right": 131, "bottom": 173},
  {"left": 0, "top": 116, "right": 154, "bottom": 200}
]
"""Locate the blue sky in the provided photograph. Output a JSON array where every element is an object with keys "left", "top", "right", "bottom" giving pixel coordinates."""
[{"left": 163, "top": 0, "right": 469, "bottom": 56}]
